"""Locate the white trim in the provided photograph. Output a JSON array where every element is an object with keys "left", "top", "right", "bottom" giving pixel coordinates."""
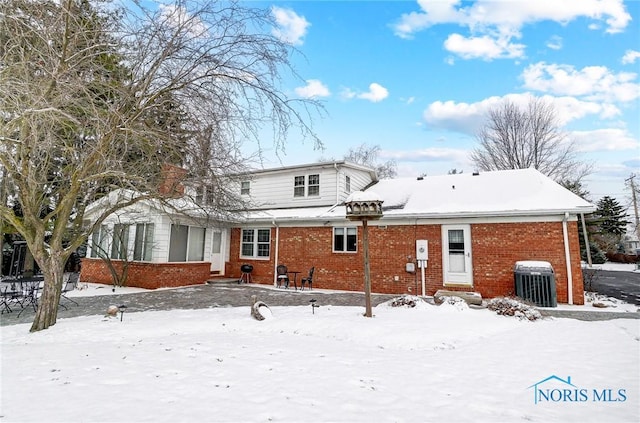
[{"left": 442, "top": 224, "right": 473, "bottom": 286}]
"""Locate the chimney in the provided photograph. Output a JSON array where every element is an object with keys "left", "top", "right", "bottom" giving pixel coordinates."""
[{"left": 158, "top": 163, "right": 187, "bottom": 197}]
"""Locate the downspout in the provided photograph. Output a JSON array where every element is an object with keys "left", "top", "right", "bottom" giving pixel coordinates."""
[
  {"left": 562, "top": 212, "right": 573, "bottom": 305},
  {"left": 334, "top": 162, "right": 340, "bottom": 204},
  {"left": 272, "top": 220, "right": 279, "bottom": 287}
]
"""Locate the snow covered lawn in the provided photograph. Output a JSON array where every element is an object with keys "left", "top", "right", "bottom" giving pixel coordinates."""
[{"left": 1, "top": 298, "right": 638, "bottom": 422}]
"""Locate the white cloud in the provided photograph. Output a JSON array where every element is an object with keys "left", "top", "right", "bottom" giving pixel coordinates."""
[
  {"left": 159, "top": 4, "right": 207, "bottom": 38},
  {"left": 546, "top": 35, "right": 563, "bottom": 50},
  {"left": 570, "top": 129, "right": 640, "bottom": 153},
  {"left": 444, "top": 33, "right": 525, "bottom": 60},
  {"left": 360, "top": 83, "right": 389, "bottom": 102},
  {"left": 271, "top": 6, "right": 310, "bottom": 46},
  {"left": 423, "top": 93, "right": 621, "bottom": 135},
  {"left": 294, "top": 80, "right": 330, "bottom": 98},
  {"left": 521, "top": 62, "right": 640, "bottom": 103},
  {"left": 622, "top": 49, "right": 640, "bottom": 65},
  {"left": 392, "top": 0, "right": 631, "bottom": 60},
  {"left": 344, "top": 83, "right": 389, "bottom": 103},
  {"left": 383, "top": 147, "right": 470, "bottom": 163}
]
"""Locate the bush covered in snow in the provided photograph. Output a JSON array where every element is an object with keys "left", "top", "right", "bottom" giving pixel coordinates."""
[
  {"left": 384, "top": 295, "right": 428, "bottom": 308},
  {"left": 487, "top": 297, "right": 542, "bottom": 321},
  {"left": 437, "top": 296, "right": 469, "bottom": 311}
]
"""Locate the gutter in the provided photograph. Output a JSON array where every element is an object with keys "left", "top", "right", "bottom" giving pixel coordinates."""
[{"left": 272, "top": 219, "right": 279, "bottom": 287}]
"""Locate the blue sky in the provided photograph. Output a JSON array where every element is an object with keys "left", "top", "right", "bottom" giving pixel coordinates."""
[{"left": 252, "top": 0, "right": 639, "bottom": 205}]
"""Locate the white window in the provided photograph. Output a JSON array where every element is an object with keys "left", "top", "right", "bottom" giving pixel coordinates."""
[
  {"left": 241, "top": 228, "right": 271, "bottom": 258},
  {"left": 169, "top": 224, "right": 206, "bottom": 262},
  {"left": 308, "top": 174, "right": 320, "bottom": 196},
  {"left": 196, "top": 185, "right": 215, "bottom": 205},
  {"left": 294, "top": 176, "right": 305, "bottom": 197},
  {"left": 90, "top": 224, "right": 109, "bottom": 258},
  {"left": 294, "top": 174, "right": 320, "bottom": 197},
  {"left": 345, "top": 175, "right": 351, "bottom": 193},
  {"left": 212, "top": 231, "right": 222, "bottom": 254},
  {"left": 111, "top": 224, "right": 130, "bottom": 260},
  {"left": 241, "top": 181, "right": 250, "bottom": 195},
  {"left": 133, "top": 223, "right": 154, "bottom": 261},
  {"left": 333, "top": 227, "right": 357, "bottom": 252}
]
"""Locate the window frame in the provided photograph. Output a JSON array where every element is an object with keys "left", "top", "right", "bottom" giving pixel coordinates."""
[
  {"left": 241, "top": 181, "right": 250, "bottom": 196},
  {"left": 133, "top": 223, "right": 155, "bottom": 262},
  {"left": 293, "top": 176, "right": 305, "bottom": 197},
  {"left": 168, "top": 224, "right": 206, "bottom": 262},
  {"left": 90, "top": 224, "right": 109, "bottom": 258},
  {"left": 240, "top": 228, "right": 271, "bottom": 259},
  {"left": 333, "top": 226, "right": 358, "bottom": 253},
  {"left": 110, "top": 223, "right": 130, "bottom": 260},
  {"left": 308, "top": 174, "right": 320, "bottom": 196},
  {"left": 293, "top": 174, "right": 320, "bottom": 197}
]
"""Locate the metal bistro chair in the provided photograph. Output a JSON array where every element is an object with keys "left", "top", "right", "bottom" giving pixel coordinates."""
[
  {"left": 276, "top": 265, "right": 290, "bottom": 289},
  {"left": 16, "top": 277, "right": 43, "bottom": 318},
  {"left": 1, "top": 285, "right": 14, "bottom": 314},
  {"left": 300, "top": 267, "right": 314, "bottom": 291},
  {"left": 60, "top": 272, "right": 80, "bottom": 308}
]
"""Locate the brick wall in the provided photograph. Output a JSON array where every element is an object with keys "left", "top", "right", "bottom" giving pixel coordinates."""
[
  {"left": 80, "top": 258, "right": 210, "bottom": 289},
  {"left": 228, "top": 220, "right": 584, "bottom": 304}
]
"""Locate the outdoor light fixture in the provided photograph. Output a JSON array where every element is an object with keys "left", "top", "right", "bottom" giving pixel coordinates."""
[
  {"left": 345, "top": 191, "right": 383, "bottom": 318},
  {"left": 118, "top": 304, "right": 127, "bottom": 321},
  {"left": 309, "top": 299, "right": 319, "bottom": 314}
]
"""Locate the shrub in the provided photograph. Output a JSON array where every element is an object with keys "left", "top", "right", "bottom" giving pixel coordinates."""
[
  {"left": 582, "top": 242, "right": 607, "bottom": 264},
  {"left": 487, "top": 297, "right": 542, "bottom": 321}
]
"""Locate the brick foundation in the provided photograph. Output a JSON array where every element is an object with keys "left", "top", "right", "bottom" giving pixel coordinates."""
[{"left": 80, "top": 258, "right": 211, "bottom": 290}]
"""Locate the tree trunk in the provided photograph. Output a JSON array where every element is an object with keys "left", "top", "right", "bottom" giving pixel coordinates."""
[{"left": 29, "top": 257, "right": 64, "bottom": 332}]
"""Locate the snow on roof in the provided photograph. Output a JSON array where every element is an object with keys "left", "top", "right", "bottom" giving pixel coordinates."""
[
  {"left": 372, "top": 168, "right": 595, "bottom": 218},
  {"left": 244, "top": 168, "right": 595, "bottom": 223}
]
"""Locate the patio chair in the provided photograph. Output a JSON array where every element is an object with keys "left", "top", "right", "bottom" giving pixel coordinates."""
[
  {"left": 276, "top": 265, "right": 290, "bottom": 289},
  {"left": 1, "top": 285, "right": 14, "bottom": 314},
  {"left": 300, "top": 267, "right": 314, "bottom": 291},
  {"left": 16, "top": 277, "right": 43, "bottom": 317},
  {"left": 60, "top": 272, "right": 79, "bottom": 307}
]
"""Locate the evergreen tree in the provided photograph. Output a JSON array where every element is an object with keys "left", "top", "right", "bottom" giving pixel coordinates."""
[
  {"left": 592, "top": 196, "right": 630, "bottom": 254},
  {"left": 595, "top": 196, "right": 629, "bottom": 236}
]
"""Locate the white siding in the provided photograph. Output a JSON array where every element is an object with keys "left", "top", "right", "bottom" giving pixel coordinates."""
[{"left": 238, "top": 162, "right": 377, "bottom": 209}]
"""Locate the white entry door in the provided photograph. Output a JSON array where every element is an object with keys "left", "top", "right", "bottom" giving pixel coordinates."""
[
  {"left": 442, "top": 224, "right": 473, "bottom": 285},
  {"left": 210, "top": 231, "right": 223, "bottom": 273}
]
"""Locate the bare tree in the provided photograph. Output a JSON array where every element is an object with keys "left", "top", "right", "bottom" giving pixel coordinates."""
[
  {"left": 470, "top": 97, "right": 590, "bottom": 182},
  {"left": 345, "top": 144, "right": 397, "bottom": 179},
  {"left": 0, "top": 0, "right": 322, "bottom": 331}
]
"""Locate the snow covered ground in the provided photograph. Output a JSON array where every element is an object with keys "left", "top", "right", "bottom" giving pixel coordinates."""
[{"left": 1, "top": 262, "right": 638, "bottom": 422}]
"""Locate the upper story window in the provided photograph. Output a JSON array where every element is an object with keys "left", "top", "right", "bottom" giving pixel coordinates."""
[
  {"left": 241, "top": 228, "right": 271, "bottom": 258},
  {"left": 294, "top": 176, "right": 305, "bottom": 197},
  {"left": 345, "top": 175, "right": 351, "bottom": 193},
  {"left": 196, "top": 185, "right": 215, "bottom": 206},
  {"left": 308, "top": 174, "right": 320, "bottom": 196},
  {"left": 294, "top": 174, "right": 320, "bottom": 197},
  {"left": 241, "top": 181, "right": 250, "bottom": 195}
]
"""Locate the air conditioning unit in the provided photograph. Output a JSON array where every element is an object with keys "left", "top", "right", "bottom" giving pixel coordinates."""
[{"left": 514, "top": 261, "right": 557, "bottom": 307}]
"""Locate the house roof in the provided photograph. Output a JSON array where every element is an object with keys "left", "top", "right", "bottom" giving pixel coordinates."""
[
  {"left": 243, "top": 168, "right": 595, "bottom": 223},
  {"left": 240, "top": 160, "right": 379, "bottom": 181}
]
